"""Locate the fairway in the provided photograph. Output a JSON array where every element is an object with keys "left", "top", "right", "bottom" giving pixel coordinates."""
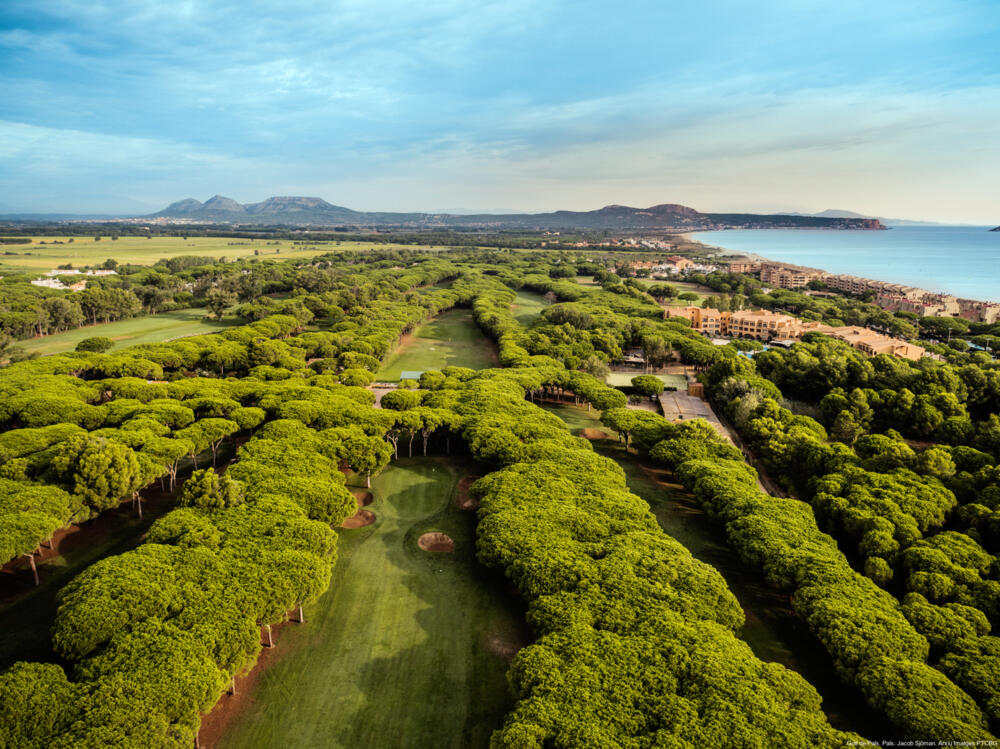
[
  {"left": 19, "top": 308, "right": 238, "bottom": 356},
  {"left": 510, "top": 289, "right": 548, "bottom": 326},
  {"left": 0, "top": 236, "right": 454, "bottom": 272},
  {"left": 215, "top": 459, "right": 524, "bottom": 749},
  {"left": 377, "top": 308, "right": 497, "bottom": 380}
]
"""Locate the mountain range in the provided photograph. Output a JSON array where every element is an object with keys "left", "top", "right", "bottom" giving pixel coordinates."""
[
  {"left": 777, "top": 209, "right": 939, "bottom": 227},
  {"left": 149, "top": 195, "right": 885, "bottom": 230}
]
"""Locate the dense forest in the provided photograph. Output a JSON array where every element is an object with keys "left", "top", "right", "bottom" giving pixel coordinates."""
[{"left": 0, "top": 247, "right": 998, "bottom": 746}]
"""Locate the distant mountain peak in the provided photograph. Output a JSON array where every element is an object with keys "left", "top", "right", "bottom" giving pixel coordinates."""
[
  {"left": 202, "top": 195, "right": 245, "bottom": 213},
  {"left": 159, "top": 198, "right": 203, "bottom": 214}
]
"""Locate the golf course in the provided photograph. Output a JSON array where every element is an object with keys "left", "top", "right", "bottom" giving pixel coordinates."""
[
  {"left": 211, "top": 459, "right": 525, "bottom": 748},
  {"left": 18, "top": 307, "right": 239, "bottom": 356},
  {"left": 376, "top": 309, "right": 498, "bottom": 380}
]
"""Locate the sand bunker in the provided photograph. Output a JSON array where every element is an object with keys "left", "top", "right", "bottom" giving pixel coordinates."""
[
  {"left": 342, "top": 509, "right": 376, "bottom": 529},
  {"left": 352, "top": 490, "right": 374, "bottom": 507},
  {"left": 581, "top": 428, "right": 612, "bottom": 440},
  {"left": 455, "top": 476, "right": 481, "bottom": 511},
  {"left": 418, "top": 532, "right": 455, "bottom": 553}
]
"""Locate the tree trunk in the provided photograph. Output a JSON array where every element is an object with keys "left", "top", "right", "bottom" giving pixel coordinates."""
[
  {"left": 366, "top": 473, "right": 371, "bottom": 488},
  {"left": 230, "top": 675, "right": 237, "bottom": 695},
  {"left": 422, "top": 433, "right": 429, "bottom": 456},
  {"left": 192, "top": 453, "right": 199, "bottom": 469},
  {"left": 211, "top": 443, "right": 218, "bottom": 467},
  {"left": 408, "top": 435, "right": 414, "bottom": 457},
  {"left": 298, "top": 605, "right": 304, "bottom": 623},
  {"left": 265, "top": 624, "right": 273, "bottom": 648},
  {"left": 135, "top": 494, "right": 143, "bottom": 518},
  {"left": 24, "top": 553, "right": 38, "bottom": 586}
]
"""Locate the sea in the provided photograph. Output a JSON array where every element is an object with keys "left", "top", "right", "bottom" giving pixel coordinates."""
[{"left": 690, "top": 226, "right": 1000, "bottom": 302}]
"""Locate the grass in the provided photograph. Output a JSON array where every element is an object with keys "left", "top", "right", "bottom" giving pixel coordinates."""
[
  {"left": 218, "top": 459, "right": 525, "bottom": 749},
  {"left": 377, "top": 308, "right": 497, "bottom": 380},
  {"left": 604, "top": 372, "right": 688, "bottom": 389},
  {"left": 540, "top": 403, "right": 882, "bottom": 736},
  {"left": 663, "top": 280, "right": 715, "bottom": 306},
  {"left": 510, "top": 289, "right": 548, "bottom": 327},
  {"left": 0, "top": 236, "right": 454, "bottom": 273},
  {"left": 19, "top": 307, "right": 239, "bottom": 356}
]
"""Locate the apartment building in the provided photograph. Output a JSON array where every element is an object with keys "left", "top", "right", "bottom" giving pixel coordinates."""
[
  {"left": 722, "top": 259, "right": 761, "bottom": 274},
  {"left": 759, "top": 262, "right": 826, "bottom": 289},
  {"left": 958, "top": 301, "right": 1000, "bottom": 324},
  {"left": 876, "top": 293, "right": 961, "bottom": 317}
]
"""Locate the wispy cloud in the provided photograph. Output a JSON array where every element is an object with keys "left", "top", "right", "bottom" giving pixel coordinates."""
[{"left": 1, "top": 0, "right": 998, "bottom": 220}]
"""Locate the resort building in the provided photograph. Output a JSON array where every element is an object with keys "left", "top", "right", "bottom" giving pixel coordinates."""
[
  {"left": 664, "top": 306, "right": 727, "bottom": 336},
  {"left": 664, "top": 255, "right": 694, "bottom": 271},
  {"left": 758, "top": 262, "right": 826, "bottom": 289},
  {"left": 722, "top": 259, "right": 761, "bottom": 274},
  {"left": 665, "top": 305, "right": 926, "bottom": 360},
  {"left": 664, "top": 306, "right": 827, "bottom": 341},
  {"left": 826, "top": 326, "right": 926, "bottom": 361}
]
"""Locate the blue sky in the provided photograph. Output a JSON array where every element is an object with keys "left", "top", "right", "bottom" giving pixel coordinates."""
[{"left": 1, "top": 0, "right": 998, "bottom": 222}]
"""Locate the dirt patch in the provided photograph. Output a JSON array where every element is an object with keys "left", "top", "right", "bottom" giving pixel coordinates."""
[
  {"left": 418, "top": 532, "right": 454, "bottom": 553},
  {"left": 580, "top": 428, "right": 612, "bottom": 441},
  {"left": 455, "top": 476, "right": 480, "bottom": 511},
  {"left": 485, "top": 633, "right": 522, "bottom": 664},
  {"left": 341, "top": 509, "right": 376, "bottom": 529},
  {"left": 197, "top": 619, "right": 296, "bottom": 749},
  {"left": 352, "top": 490, "right": 374, "bottom": 508}
]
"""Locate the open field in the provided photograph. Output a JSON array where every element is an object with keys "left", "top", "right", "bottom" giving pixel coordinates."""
[
  {"left": 605, "top": 372, "right": 688, "bottom": 389},
  {"left": 377, "top": 309, "right": 497, "bottom": 380},
  {"left": 542, "top": 403, "right": 880, "bottom": 736},
  {"left": 19, "top": 307, "right": 239, "bottom": 356},
  {"left": 0, "top": 236, "right": 453, "bottom": 272},
  {"left": 215, "top": 459, "right": 524, "bottom": 749},
  {"left": 510, "top": 289, "right": 548, "bottom": 326}
]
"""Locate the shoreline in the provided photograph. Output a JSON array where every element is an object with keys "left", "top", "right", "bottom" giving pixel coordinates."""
[{"left": 677, "top": 231, "right": 999, "bottom": 308}]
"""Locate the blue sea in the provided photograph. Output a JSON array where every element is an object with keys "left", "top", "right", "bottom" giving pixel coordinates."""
[{"left": 691, "top": 226, "right": 1000, "bottom": 302}]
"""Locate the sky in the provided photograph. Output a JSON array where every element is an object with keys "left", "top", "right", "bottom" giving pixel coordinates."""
[{"left": 1, "top": 0, "right": 999, "bottom": 222}]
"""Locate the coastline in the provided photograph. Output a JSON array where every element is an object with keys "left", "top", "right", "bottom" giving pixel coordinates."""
[{"left": 678, "top": 228, "right": 1000, "bottom": 305}]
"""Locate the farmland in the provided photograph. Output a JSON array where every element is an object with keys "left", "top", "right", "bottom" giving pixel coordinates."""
[
  {"left": 0, "top": 235, "right": 452, "bottom": 273},
  {"left": 213, "top": 459, "right": 524, "bottom": 749}
]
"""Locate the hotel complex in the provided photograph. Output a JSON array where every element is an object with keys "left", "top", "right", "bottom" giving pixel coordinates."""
[{"left": 664, "top": 305, "right": 927, "bottom": 361}]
